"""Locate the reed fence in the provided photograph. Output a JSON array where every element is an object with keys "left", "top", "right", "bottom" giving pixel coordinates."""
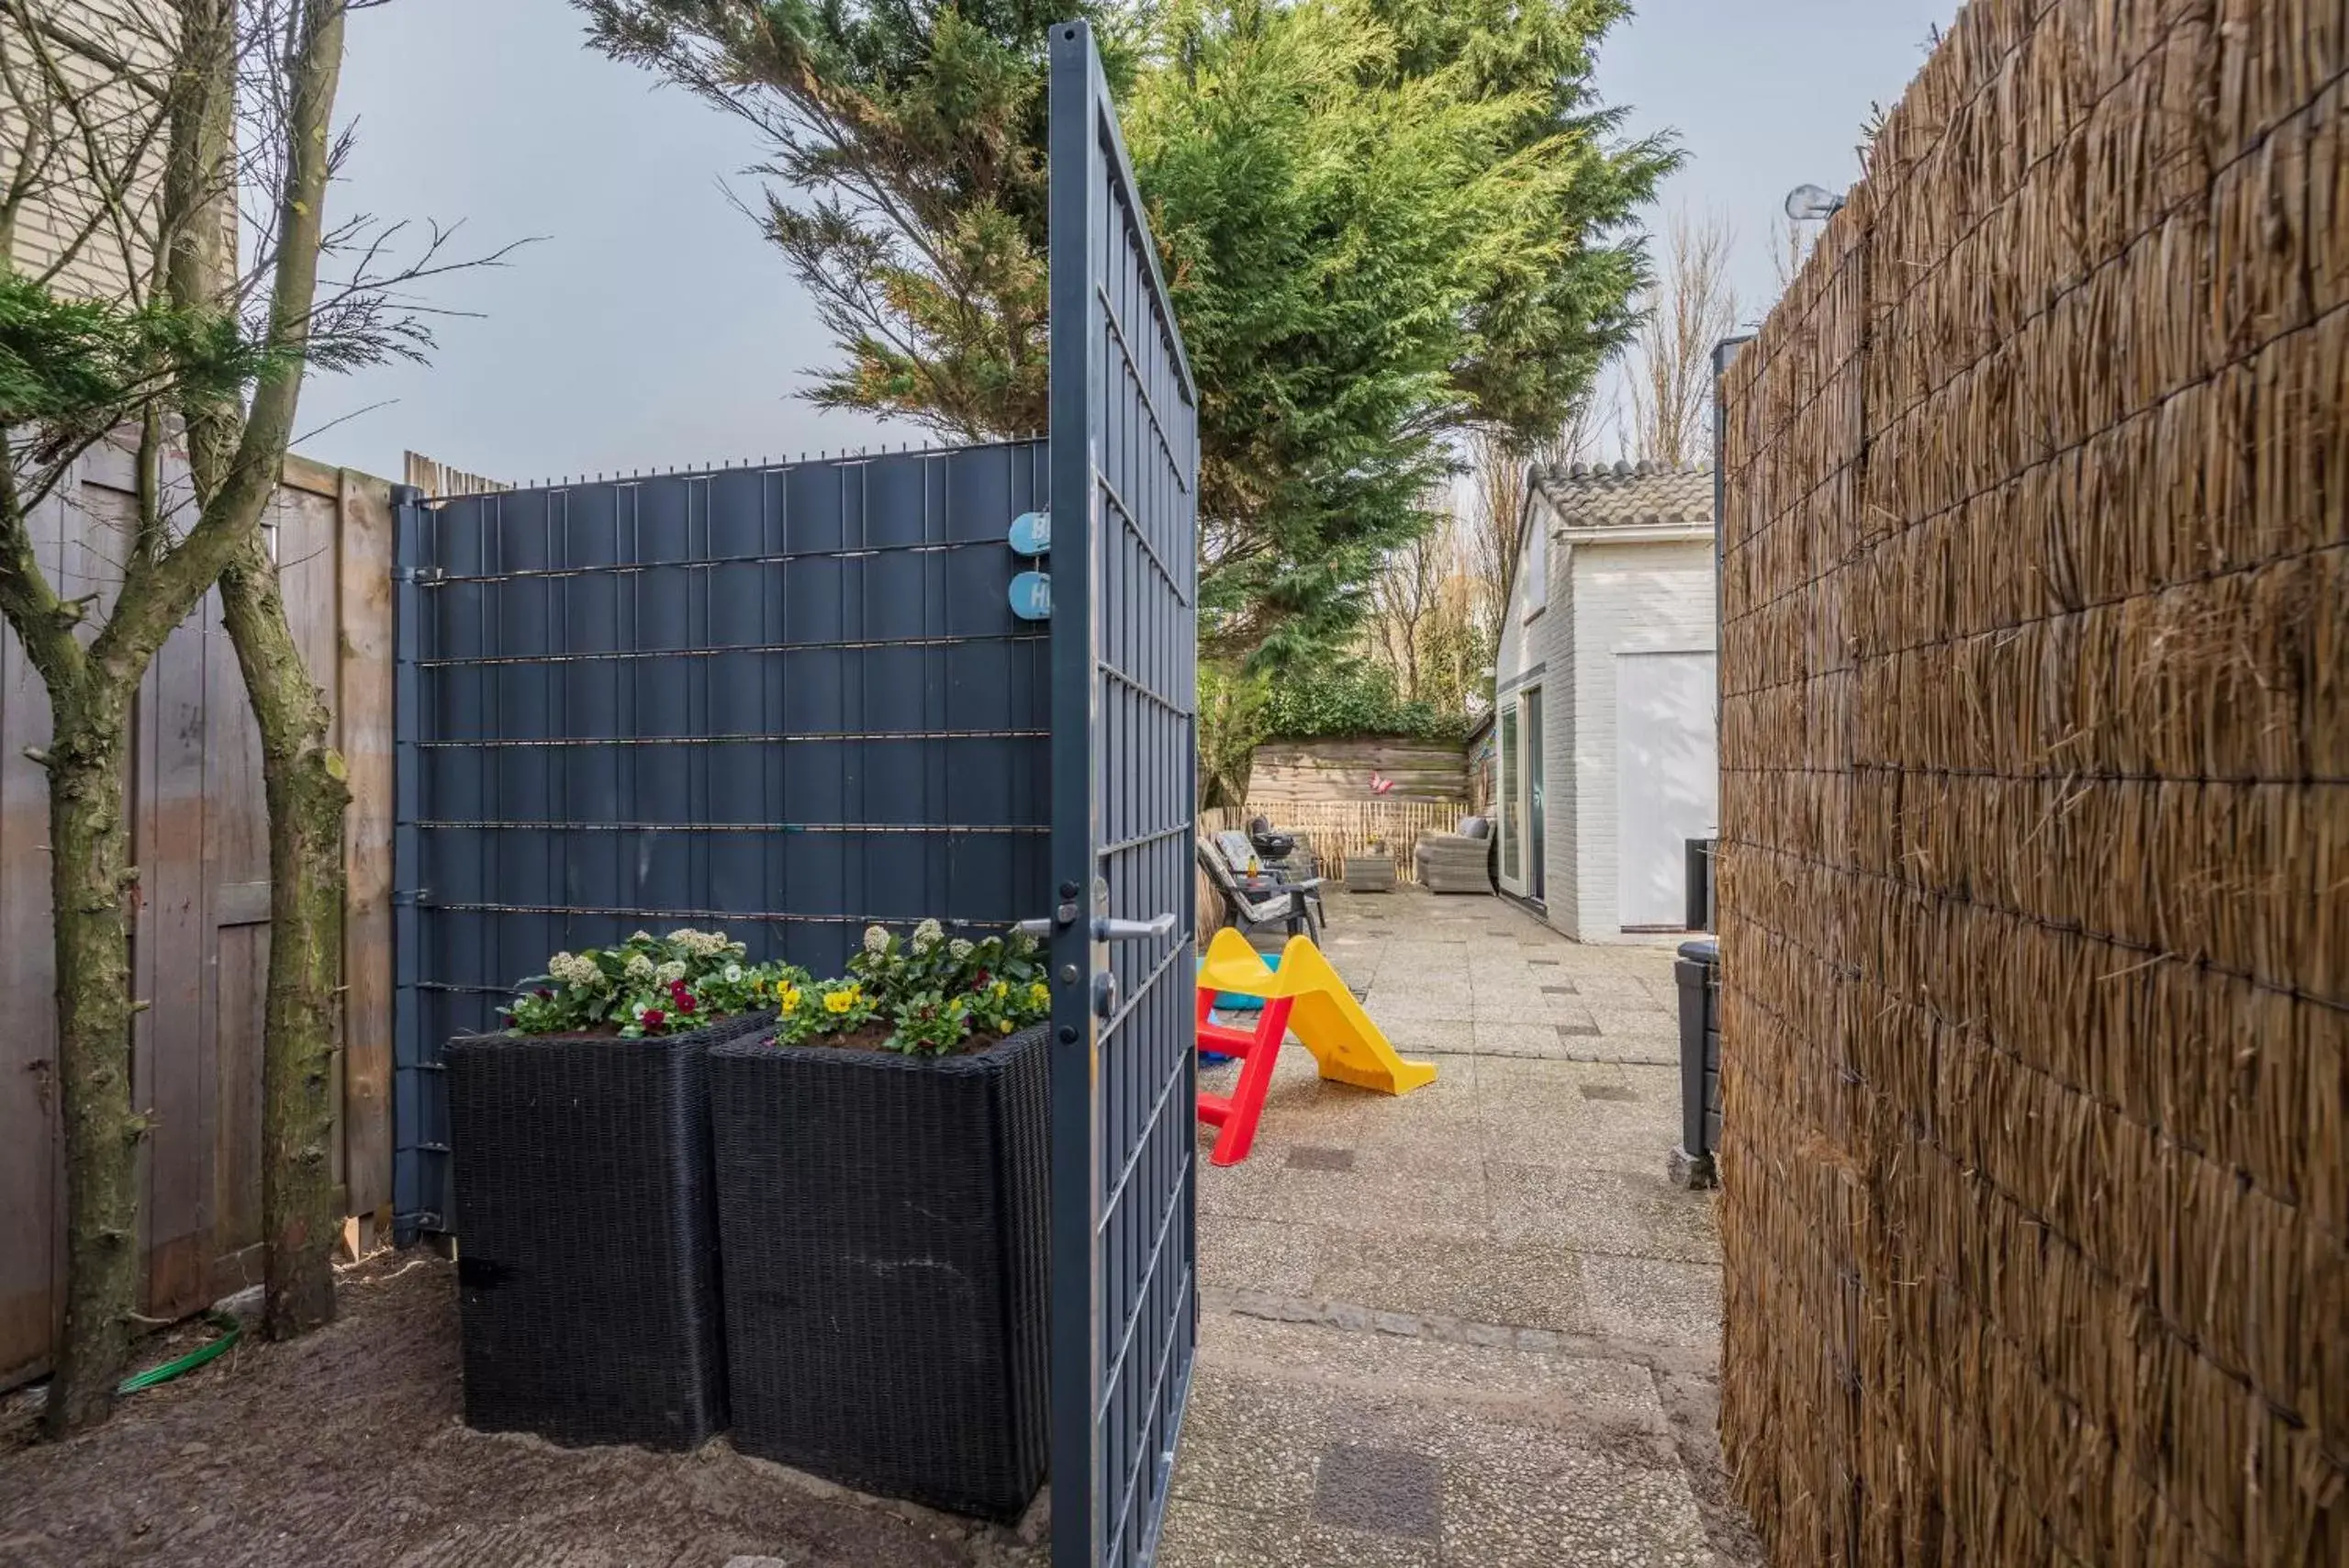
[{"left": 1716, "top": 3, "right": 2344, "bottom": 1563}]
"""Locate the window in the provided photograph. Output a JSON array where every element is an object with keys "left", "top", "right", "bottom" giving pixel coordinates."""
[{"left": 1522, "top": 516, "right": 1547, "bottom": 618}]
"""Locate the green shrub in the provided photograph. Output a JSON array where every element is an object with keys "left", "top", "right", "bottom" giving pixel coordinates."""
[{"left": 1257, "top": 659, "right": 1471, "bottom": 744}]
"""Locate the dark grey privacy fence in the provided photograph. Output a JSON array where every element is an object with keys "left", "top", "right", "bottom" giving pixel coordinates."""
[{"left": 391, "top": 440, "right": 1052, "bottom": 1237}]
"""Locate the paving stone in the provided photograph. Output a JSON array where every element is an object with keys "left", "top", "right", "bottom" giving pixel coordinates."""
[
  {"left": 1377, "top": 1018, "right": 1479, "bottom": 1055},
  {"left": 1307, "top": 1230, "right": 1594, "bottom": 1333},
  {"left": 1582, "top": 1255, "right": 1725, "bottom": 1350},
  {"left": 1484, "top": 1164, "right": 1723, "bottom": 1262},
  {"left": 1198, "top": 1215, "right": 1318, "bottom": 1295},
  {"left": 1156, "top": 1498, "right": 1437, "bottom": 1568},
  {"left": 1313, "top": 1444, "right": 1442, "bottom": 1540},
  {"left": 1465, "top": 1020, "right": 1577, "bottom": 1058}
]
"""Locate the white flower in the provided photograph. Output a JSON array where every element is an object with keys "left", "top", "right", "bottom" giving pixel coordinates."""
[
  {"left": 655, "top": 960, "right": 687, "bottom": 984},
  {"left": 912, "top": 918, "right": 944, "bottom": 953},
  {"left": 663, "top": 927, "right": 726, "bottom": 958},
  {"left": 723, "top": 963, "right": 744, "bottom": 982},
  {"left": 630, "top": 930, "right": 653, "bottom": 944},
  {"left": 547, "top": 951, "right": 602, "bottom": 988},
  {"left": 625, "top": 953, "right": 656, "bottom": 981},
  {"left": 863, "top": 925, "right": 890, "bottom": 956},
  {"left": 949, "top": 939, "right": 974, "bottom": 961}
]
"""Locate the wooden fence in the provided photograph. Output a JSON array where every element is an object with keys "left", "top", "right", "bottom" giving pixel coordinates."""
[
  {"left": 1203, "top": 800, "right": 1468, "bottom": 885},
  {"left": 1246, "top": 736, "right": 1468, "bottom": 802},
  {"left": 1716, "top": 3, "right": 2343, "bottom": 1562},
  {"left": 0, "top": 444, "right": 395, "bottom": 1390}
]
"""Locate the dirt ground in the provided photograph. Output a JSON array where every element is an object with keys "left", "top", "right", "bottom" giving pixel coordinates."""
[{"left": 0, "top": 1255, "right": 1044, "bottom": 1568}]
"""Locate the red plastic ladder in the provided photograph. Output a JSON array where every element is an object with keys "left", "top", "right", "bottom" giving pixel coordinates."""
[{"left": 1195, "top": 983, "right": 1293, "bottom": 1167}]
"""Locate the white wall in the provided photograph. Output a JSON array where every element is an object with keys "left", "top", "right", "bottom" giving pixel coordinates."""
[{"left": 1557, "top": 538, "right": 1717, "bottom": 941}]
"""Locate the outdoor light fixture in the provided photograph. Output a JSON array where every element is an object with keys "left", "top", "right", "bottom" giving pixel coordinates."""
[{"left": 1784, "top": 184, "right": 1846, "bottom": 220}]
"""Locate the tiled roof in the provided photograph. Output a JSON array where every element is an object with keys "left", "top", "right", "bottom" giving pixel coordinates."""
[{"left": 1528, "top": 459, "right": 1715, "bottom": 531}]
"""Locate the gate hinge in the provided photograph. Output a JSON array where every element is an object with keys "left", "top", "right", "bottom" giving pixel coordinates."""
[{"left": 392, "top": 566, "right": 445, "bottom": 585}]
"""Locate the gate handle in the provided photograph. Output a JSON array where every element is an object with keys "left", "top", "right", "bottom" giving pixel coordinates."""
[
  {"left": 1012, "top": 913, "right": 1175, "bottom": 940},
  {"left": 1095, "top": 913, "right": 1176, "bottom": 942}
]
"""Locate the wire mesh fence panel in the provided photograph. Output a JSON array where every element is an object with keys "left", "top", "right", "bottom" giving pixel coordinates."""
[{"left": 391, "top": 442, "right": 1051, "bottom": 1238}]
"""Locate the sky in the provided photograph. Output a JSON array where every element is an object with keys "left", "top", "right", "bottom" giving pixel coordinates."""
[{"left": 291, "top": 0, "right": 1962, "bottom": 484}]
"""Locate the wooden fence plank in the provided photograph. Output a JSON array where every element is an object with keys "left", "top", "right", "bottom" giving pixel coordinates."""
[
  {"left": 0, "top": 488, "right": 62, "bottom": 1388},
  {"left": 1247, "top": 737, "right": 1468, "bottom": 802},
  {"left": 339, "top": 470, "right": 396, "bottom": 1227},
  {"left": 207, "top": 525, "right": 268, "bottom": 1275}
]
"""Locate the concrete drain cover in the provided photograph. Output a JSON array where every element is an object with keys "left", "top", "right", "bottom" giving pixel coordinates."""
[
  {"left": 1557, "top": 1021, "right": 1601, "bottom": 1038},
  {"left": 1580, "top": 1082, "right": 1638, "bottom": 1102},
  {"left": 1288, "top": 1145, "right": 1357, "bottom": 1172},
  {"left": 1540, "top": 982, "right": 1578, "bottom": 995},
  {"left": 1313, "top": 1444, "right": 1443, "bottom": 1540}
]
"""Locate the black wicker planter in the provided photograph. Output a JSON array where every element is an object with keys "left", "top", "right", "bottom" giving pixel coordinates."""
[
  {"left": 445, "top": 1009, "right": 773, "bottom": 1450},
  {"left": 709, "top": 1025, "right": 1049, "bottom": 1518}
]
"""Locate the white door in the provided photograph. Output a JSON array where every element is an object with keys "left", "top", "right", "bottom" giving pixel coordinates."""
[{"left": 1616, "top": 652, "right": 1717, "bottom": 928}]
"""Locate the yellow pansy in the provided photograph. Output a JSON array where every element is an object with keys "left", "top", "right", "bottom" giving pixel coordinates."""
[
  {"left": 1027, "top": 981, "right": 1049, "bottom": 1008},
  {"left": 778, "top": 986, "right": 800, "bottom": 1014},
  {"left": 823, "top": 985, "right": 861, "bottom": 1014}
]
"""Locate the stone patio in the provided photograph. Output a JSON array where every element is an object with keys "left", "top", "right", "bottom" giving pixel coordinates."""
[{"left": 1166, "top": 887, "right": 1756, "bottom": 1568}]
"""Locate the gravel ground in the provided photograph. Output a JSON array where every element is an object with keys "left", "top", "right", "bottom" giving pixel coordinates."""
[{"left": 0, "top": 1254, "right": 1044, "bottom": 1568}]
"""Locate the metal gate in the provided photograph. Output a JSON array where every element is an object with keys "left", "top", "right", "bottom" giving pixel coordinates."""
[
  {"left": 389, "top": 442, "right": 1053, "bottom": 1237},
  {"left": 1045, "top": 22, "right": 1201, "bottom": 1568}
]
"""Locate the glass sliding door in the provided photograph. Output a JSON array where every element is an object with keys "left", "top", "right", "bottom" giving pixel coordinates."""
[
  {"left": 1523, "top": 688, "right": 1544, "bottom": 902},
  {"left": 1498, "top": 701, "right": 1524, "bottom": 894}
]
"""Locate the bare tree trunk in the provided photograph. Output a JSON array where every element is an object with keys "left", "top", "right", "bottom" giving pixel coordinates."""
[
  {"left": 41, "top": 684, "right": 141, "bottom": 1438},
  {"left": 219, "top": 532, "right": 348, "bottom": 1338},
  {"left": 181, "top": 0, "right": 351, "bottom": 1338}
]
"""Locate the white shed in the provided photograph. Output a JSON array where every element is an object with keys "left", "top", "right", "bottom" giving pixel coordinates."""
[{"left": 1490, "top": 460, "right": 1717, "bottom": 940}]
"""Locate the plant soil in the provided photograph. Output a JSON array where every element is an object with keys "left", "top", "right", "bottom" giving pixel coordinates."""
[{"left": 0, "top": 1253, "right": 1041, "bottom": 1567}]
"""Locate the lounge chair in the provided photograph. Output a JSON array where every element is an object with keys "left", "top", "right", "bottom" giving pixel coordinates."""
[{"left": 1199, "top": 836, "right": 1325, "bottom": 946}]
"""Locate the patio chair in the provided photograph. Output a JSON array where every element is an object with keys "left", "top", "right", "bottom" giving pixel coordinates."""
[
  {"left": 1214, "top": 829, "right": 1326, "bottom": 932},
  {"left": 1199, "top": 836, "right": 1325, "bottom": 946}
]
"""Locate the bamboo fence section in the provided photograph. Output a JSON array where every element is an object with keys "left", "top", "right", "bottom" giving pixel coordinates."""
[
  {"left": 1202, "top": 801, "right": 1467, "bottom": 885},
  {"left": 1716, "top": 3, "right": 2344, "bottom": 1564}
]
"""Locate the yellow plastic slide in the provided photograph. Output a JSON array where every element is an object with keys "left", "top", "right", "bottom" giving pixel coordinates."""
[{"left": 1196, "top": 928, "right": 1437, "bottom": 1094}]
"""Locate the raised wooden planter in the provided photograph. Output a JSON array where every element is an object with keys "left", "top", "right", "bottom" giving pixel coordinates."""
[
  {"left": 709, "top": 1025, "right": 1050, "bottom": 1518},
  {"left": 444, "top": 1009, "right": 773, "bottom": 1450}
]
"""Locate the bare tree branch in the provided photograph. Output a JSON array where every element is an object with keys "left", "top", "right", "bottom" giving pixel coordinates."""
[{"left": 1626, "top": 206, "right": 1739, "bottom": 468}]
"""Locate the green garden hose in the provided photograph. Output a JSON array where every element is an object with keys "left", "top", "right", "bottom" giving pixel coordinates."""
[{"left": 116, "top": 1311, "right": 241, "bottom": 1395}]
